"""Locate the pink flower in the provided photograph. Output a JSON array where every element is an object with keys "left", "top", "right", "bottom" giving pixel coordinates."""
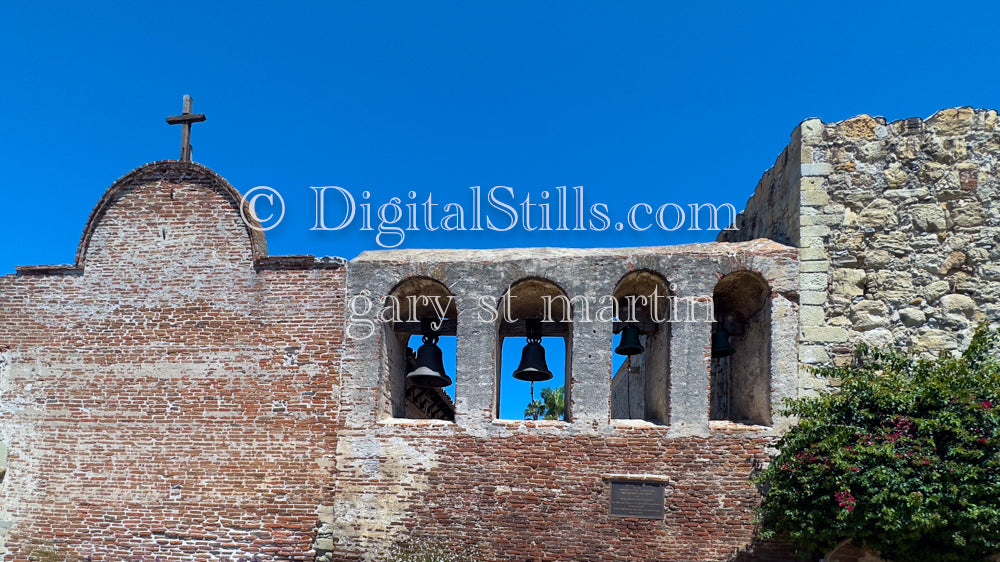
[
  {"left": 982, "top": 401, "right": 993, "bottom": 409},
  {"left": 834, "top": 491, "right": 856, "bottom": 512}
]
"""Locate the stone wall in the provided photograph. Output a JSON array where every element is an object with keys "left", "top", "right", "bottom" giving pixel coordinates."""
[
  {"left": 722, "top": 107, "right": 1000, "bottom": 383},
  {"left": 334, "top": 242, "right": 799, "bottom": 560}
]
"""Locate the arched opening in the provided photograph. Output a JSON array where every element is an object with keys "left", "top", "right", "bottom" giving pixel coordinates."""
[
  {"left": 496, "top": 278, "right": 571, "bottom": 421},
  {"left": 610, "top": 270, "right": 671, "bottom": 424},
  {"left": 710, "top": 271, "right": 771, "bottom": 426},
  {"left": 384, "top": 277, "right": 457, "bottom": 421}
]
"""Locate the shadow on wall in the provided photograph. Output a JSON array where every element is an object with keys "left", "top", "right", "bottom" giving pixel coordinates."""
[
  {"left": 727, "top": 537, "right": 798, "bottom": 562},
  {"left": 711, "top": 270, "right": 772, "bottom": 426}
]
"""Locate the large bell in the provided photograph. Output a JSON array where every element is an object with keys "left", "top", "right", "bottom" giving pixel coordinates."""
[
  {"left": 512, "top": 340, "right": 553, "bottom": 382},
  {"left": 711, "top": 328, "right": 735, "bottom": 358},
  {"left": 406, "top": 334, "right": 452, "bottom": 387},
  {"left": 614, "top": 325, "right": 644, "bottom": 356}
]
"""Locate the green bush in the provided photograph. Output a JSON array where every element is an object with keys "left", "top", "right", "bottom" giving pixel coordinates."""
[{"left": 756, "top": 325, "right": 1000, "bottom": 562}]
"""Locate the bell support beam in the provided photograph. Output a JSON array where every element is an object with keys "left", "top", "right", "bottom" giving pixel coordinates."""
[
  {"left": 498, "top": 319, "right": 571, "bottom": 338},
  {"left": 392, "top": 318, "right": 458, "bottom": 336}
]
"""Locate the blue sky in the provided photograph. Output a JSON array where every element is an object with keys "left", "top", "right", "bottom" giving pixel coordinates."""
[{"left": 3, "top": 1, "right": 999, "bottom": 417}]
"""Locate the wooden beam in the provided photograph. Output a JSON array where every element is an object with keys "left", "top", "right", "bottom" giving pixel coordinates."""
[
  {"left": 392, "top": 319, "right": 458, "bottom": 336},
  {"left": 165, "top": 113, "right": 206, "bottom": 124},
  {"left": 499, "top": 319, "right": 571, "bottom": 338}
]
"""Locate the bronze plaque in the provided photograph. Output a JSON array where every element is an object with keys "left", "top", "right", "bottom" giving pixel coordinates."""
[{"left": 609, "top": 481, "right": 664, "bottom": 519}]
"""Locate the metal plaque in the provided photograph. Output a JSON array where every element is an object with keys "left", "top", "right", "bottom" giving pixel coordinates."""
[{"left": 609, "top": 481, "right": 664, "bottom": 519}]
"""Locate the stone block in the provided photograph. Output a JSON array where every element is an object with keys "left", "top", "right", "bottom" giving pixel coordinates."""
[
  {"left": 850, "top": 300, "right": 890, "bottom": 331},
  {"left": 884, "top": 165, "right": 908, "bottom": 188},
  {"left": 859, "top": 328, "right": 893, "bottom": 347},
  {"left": 831, "top": 269, "right": 866, "bottom": 297},
  {"left": 838, "top": 115, "right": 879, "bottom": 140},
  {"left": 940, "top": 293, "right": 976, "bottom": 317},
  {"left": 925, "top": 106, "right": 975, "bottom": 136},
  {"left": 863, "top": 250, "right": 890, "bottom": 269},
  {"left": 801, "top": 214, "right": 840, "bottom": 227},
  {"left": 800, "top": 225, "right": 832, "bottom": 239},
  {"left": 801, "top": 189, "right": 831, "bottom": 206},
  {"left": 800, "top": 305, "right": 827, "bottom": 326},
  {"left": 799, "top": 345, "right": 831, "bottom": 365},
  {"left": 918, "top": 161, "right": 946, "bottom": 183},
  {"left": 869, "top": 232, "right": 910, "bottom": 255},
  {"left": 801, "top": 162, "right": 834, "bottom": 176},
  {"left": 898, "top": 307, "right": 926, "bottom": 327},
  {"left": 910, "top": 203, "right": 947, "bottom": 233},
  {"left": 912, "top": 329, "right": 959, "bottom": 352},
  {"left": 870, "top": 270, "right": 915, "bottom": 304},
  {"left": 799, "top": 118, "right": 825, "bottom": 140},
  {"left": 924, "top": 280, "right": 951, "bottom": 303},
  {"left": 801, "top": 176, "right": 826, "bottom": 190},
  {"left": 800, "top": 246, "right": 828, "bottom": 261},
  {"left": 949, "top": 200, "right": 986, "bottom": 228},
  {"left": 801, "top": 291, "right": 828, "bottom": 306},
  {"left": 800, "top": 260, "right": 830, "bottom": 273},
  {"left": 801, "top": 273, "right": 830, "bottom": 291},
  {"left": 801, "top": 327, "right": 850, "bottom": 343},
  {"left": 856, "top": 199, "right": 898, "bottom": 230},
  {"left": 938, "top": 251, "right": 967, "bottom": 275}
]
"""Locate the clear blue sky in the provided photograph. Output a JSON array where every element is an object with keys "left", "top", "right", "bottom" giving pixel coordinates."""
[{"left": 3, "top": 1, "right": 998, "bottom": 417}]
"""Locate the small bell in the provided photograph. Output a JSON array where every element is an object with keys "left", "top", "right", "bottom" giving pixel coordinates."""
[
  {"left": 512, "top": 340, "right": 554, "bottom": 382},
  {"left": 512, "top": 318, "right": 553, "bottom": 382},
  {"left": 711, "top": 327, "right": 735, "bottom": 358},
  {"left": 614, "top": 325, "right": 644, "bottom": 356},
  {"left": 407, "top": 333, "right": 452, "bottom": 387}
]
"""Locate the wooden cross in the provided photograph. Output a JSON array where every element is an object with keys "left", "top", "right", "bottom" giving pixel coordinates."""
[{"left": 165, "top": 95, "right": 206, "bottom": 162}]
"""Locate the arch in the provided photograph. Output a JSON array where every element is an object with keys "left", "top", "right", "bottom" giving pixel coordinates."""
[
  {"left": 710, "top": 270, "right": 772, "bottom": 425},
  {"left": 385, "top": 276, "right": 459, "bottom": 323},
  {"left": 612, "top": 269, "right": 671, "bottom": 322},
  {"left": 496, "top": 277, "right": 572, "bottom": 421},
  {"left": 611, "top": 270, "right": 671, "bottom": 424},
  {"left": 384, "top": 276, "right": 457, "bottom": 420},
  {"left": 75, "top": 160, "right": 268, "bottom": 269}
]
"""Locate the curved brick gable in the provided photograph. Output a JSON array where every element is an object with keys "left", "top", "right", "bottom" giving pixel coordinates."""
[{"left": 75, "top": 160, "right": 268, "bottom": 270}]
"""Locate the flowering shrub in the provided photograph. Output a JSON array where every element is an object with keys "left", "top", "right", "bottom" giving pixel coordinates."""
[{"left": 756, "top": 325, "right": 1000, "bottom": 562}]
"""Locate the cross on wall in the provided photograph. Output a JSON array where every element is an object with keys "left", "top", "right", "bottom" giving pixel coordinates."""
[{"left": 166, "top": 94, "right": 206, "bottom": 162}]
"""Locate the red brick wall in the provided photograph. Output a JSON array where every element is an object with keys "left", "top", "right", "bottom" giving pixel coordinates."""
[
  {"left": 329, "top": 424, "right": 794, "bottom": 562},
  {"left": 0, "top": 163, "right": 343, "bottom": 561}
]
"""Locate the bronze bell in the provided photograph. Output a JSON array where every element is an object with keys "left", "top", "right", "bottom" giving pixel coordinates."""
[
  {"left": 513, "top": 319, "right": 553, "bottom": 382},
  {"left": 406, "top": 334, "right": 452, "bottom": 387},
  {"left": 512, "top": 340, "right": 554, "bottom": 382},
  {"left": 614, "top": 325, "right": 644, "bottom": 356},
  {"left": 711, "top": 328, "right": 735, "bottom": 358}
]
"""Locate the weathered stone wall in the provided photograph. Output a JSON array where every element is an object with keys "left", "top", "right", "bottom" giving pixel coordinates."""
[
  {"left": 0, "top": 162, "right": 344, "bottom": 561},
  {"left": 334, "top": 242, "right": 799, "bottom": 560},
  {"left": 722, "top": 107, "right": 1000, "bottom": 381},
  {"left": 729, "top": 128, "right": 804, "bottom": 247}
]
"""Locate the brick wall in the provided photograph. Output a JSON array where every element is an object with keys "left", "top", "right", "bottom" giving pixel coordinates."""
[{"left": 0, "top": 162, "right": 344, "bottom": 561}]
